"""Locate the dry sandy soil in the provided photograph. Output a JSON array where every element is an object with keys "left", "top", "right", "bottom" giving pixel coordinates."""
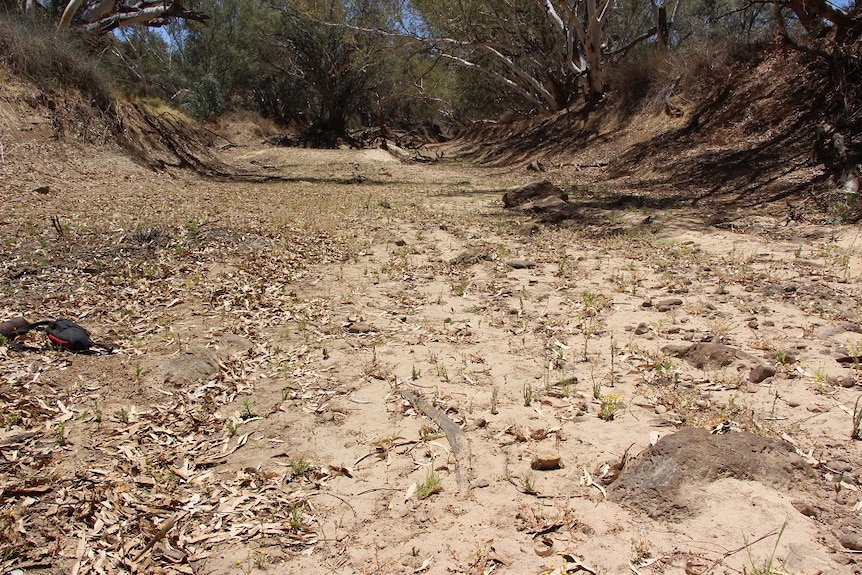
[{"left": 3, "top": 98, "right": 862, "bottom": 575}]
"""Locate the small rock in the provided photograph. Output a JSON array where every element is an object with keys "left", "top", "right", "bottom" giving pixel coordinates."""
[
  {"left": 791, "top": 499, "right": 820, "bottom": 518},
  {"left": 531, "top": 451, "right": 562, "bottom": 471},
  {"left": 641, "top": 299, "right": 653, "bottom": 308},
  {"left": 474, "top": 478, "right": 490, "bottom": 488},
  {"left": 508, "top": 259, "right": 537, "bottom": 269},
  {"left": 839, "top": 376, "right": 856, "bottom": 388},
  {"left": 163, "top": 348, "right": 220, "bottom": 387},
  {"left": 763, "top": 320, "right": 775, "bottom": 327},
  {"left": 634, "top": 323, "right": 650, "bottom": 335},
  {"left": 666, "top": 326, "right": 681, "bottom": 334},
  {"left": 347, "top": 322, "right": 375, "bottom": 333},
  {"left": 806, "top": 403, "right": 827, "bottom": 413},
  {"left": 749, "top": 365, "right": 776, "bottom": 383},
  {"left": 840, "top": 534, "right": 862, "bottom": 551},
  {"left": 747, "top": 320, "right": 758, "bottom": 329},
  {"left": 827, "top": 460, "right": 854, "bottom": 473},
  {"left": 655, "top": 405, "right": 668, "bottom": 415},
  {"left": 394, "top": 238, "right": 407, "bottom": 246},
  {"left": 784, "top": 397, "right": 802, "bottom": 408},
  {"left": 656, "top": 298, "right": 683, "bottom": 312}
]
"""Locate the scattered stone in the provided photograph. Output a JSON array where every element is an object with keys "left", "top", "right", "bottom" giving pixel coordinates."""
[
  {"left": 662, "top": 342, "right": 755, "bottom": 369},
  {"left": 507, "top": 259, "right": 537, "bottom": 269},
  {"left": 213, "top": 333, "right": 253, "bottom": 359},
  {"left": 531, "top": 451, "right": 562, "bottom": 471},
  {"left": 838, "top": 377, "right": 856, "bottom": 388},
  {"left": 641, "top": 300, "right": 653, "bottom": 308},
  {"left": 749, "top": 365, "right": 776, "bottom": 383},
  {"left": 654, "top": 405, "right": 668, "bottom": 415},
  {"left": 791, "top": 499, "right": 820, "bottom": 518},
  {"left": 747, "top": 320, "right": 758, "bottom": 329},
  {"left": 347, "top": 322, "right": 375, "bottom": 334},
  {"left": 449, "top": 248, "right": 492, "bottom": 266},
  {"left": 656, "top": 298, "right": 683, "bottom": 312},
  {"left": 840, "top": 534, "right": 862, "bottom": 551},
  {"left": 162, "top": 347, "right": 220, "bottom": 387},
  {"left": 634, "top": 323, "right": 650, "bottom": 335},
  {"left": 528, "top": 159, "right": 546, "bottom": 172},
  {"left": 502, "top": 180, "right": 567, "bottom": 208},
  {"left": 784, "top": 397, "right": 802, "bottom": 408},
  {"left": 827, "top": 459, "right": 853, "bottom": 473}
]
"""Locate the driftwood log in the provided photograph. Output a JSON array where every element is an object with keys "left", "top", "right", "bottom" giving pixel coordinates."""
[{"left": 401, "top": 390, "right": 472, "bottom": 490}]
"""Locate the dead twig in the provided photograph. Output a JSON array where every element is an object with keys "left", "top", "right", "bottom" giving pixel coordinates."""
[
  {"left": 401, "top": 390, "right": 472, "bottom": 490},
  {"left": 132, "top": 511, "right": 186, "bottom": 563}
]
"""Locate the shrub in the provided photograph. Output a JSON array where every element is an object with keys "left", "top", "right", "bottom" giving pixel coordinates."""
[{"left": 0, "top": 12, "right": 113, "bottom": 110}]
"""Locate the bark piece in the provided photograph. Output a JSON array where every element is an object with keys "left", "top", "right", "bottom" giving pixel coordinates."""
[{"left": 401, "top": 390, "right": 471, "bottom": 490}]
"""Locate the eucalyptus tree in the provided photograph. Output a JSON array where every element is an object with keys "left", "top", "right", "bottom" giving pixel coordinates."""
[{"left": 268, "top": 0, "right": 410, "bottom": 135}]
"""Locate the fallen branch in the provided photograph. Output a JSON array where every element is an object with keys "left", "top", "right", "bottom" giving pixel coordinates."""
[
  {"left": 401, "top": 390, "right": 471, "bottom": 490},
  {"left": 132, "top": 511, "right": 185, "bottom": 563}
]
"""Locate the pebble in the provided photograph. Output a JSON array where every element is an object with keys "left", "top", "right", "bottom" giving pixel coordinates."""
[
  {"left": 749, "top": 365, "right": 776, "bottom": 383},
  {"left": 827, "top": 460, "right": 854, "bottom": 473},
  {"left": 840, "top": 534, "right": 862, "bottom": 551},
  {"left": 839, "top": 377, "right": 856, "bottom": 388},
  {"left": 791, "top": 499, "right": 819, "bottom": 518},
  {"left": 508, "top": 259, "right": 536, "bottom": 269},
  {"left": 656, "top": 298, "right": 683, "bottom": 312},
  {"left": 347, "top": 322, "right": 374, "bottom": 333},
  {"left": 634, "top": 322, "right": 650, "bottom": 335},
  {"left": 654, "top": 405, "right": 668, "bottom": 415},
  {"left": 531, "top": 451, "right": 562, "bottom": 471}
]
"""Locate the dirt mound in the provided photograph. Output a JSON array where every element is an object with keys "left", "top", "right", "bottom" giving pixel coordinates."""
[{"left": 611, "top": 428, "right": 817, "bottom": 520}]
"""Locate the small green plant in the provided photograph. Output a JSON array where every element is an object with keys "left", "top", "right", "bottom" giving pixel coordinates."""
[
  {"left": 599, "top": 393, "right": 625, "bottom": 421},
  {"left": 240, "top": 398, "right": 256, "bottom": 420},
  {"left": 55, "top": 422, "right": 66, "bottom": 445},
  {"left": 289, "top": 503, "right": 308, "bottom": 530},
  {"left": 226, "top": 420, "right": 238, "bottom": 437},
  {"left": 794, "top": 245, "right": 803, "bottom": 258},
  {"left": 411, "top": 365, "right": 421, "bottom": 380},
  {"left": 523, "top": 382, "right": 533, "bottom": 406},
  {"left": 281, "top": 387, "right": 292, "bottom": 401},
  {"left": 853, "top": 395, "right": 862, "bottom": 441},
  {"left": 117, "top": 407, "right": 129, "bottom": 424},
  {"left": 416, "top": 467, "right": 442, "bottom": 499},
  {"left": 290, "top": 455, "right": 310, "bottom": 477},
  {"left": 812, "top": 362, "right": 828, "bottom": 391},
  {"left": 452, "top": 279, "right": 470, "bottom": 296},
  {"left": 236, "top": 547, "right": 268, "bottom": 574},
  {"left": 521, "top": 473, "right": 536, "bottom": 493},
  {"left": 743, "top": 520, "right": 789, "bottom": 575},
  {"left": 436, "top": 361, "right": 449, "bottom": 382},
  {"left": 490, "top": 387, "right": 499, "bottom": 415}
]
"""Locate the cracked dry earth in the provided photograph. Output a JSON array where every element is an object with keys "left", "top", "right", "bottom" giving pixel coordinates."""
[{"left": 3, "top": 143, "right": 862, "bottom": 575}]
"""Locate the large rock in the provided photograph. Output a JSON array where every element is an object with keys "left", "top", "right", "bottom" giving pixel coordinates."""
[
  {"left": 610, "top": 428, "right": 815, "bottom": 520},
  {"left": 661, "top": 342, "right": 754, "bottom": 370},
  {"left": 162, "top": 347, "right": 220, "bottom": 386},
  {"left": 502, "top": 181, "right": 568, "bottom": 208}
]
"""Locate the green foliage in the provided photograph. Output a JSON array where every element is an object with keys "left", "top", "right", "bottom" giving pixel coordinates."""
[
  {"left": 184, "top": 74, "right": 225, "bottom": 121},
  {"left": 0, "top": 13, "right": 113, "bottom": 110}
]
